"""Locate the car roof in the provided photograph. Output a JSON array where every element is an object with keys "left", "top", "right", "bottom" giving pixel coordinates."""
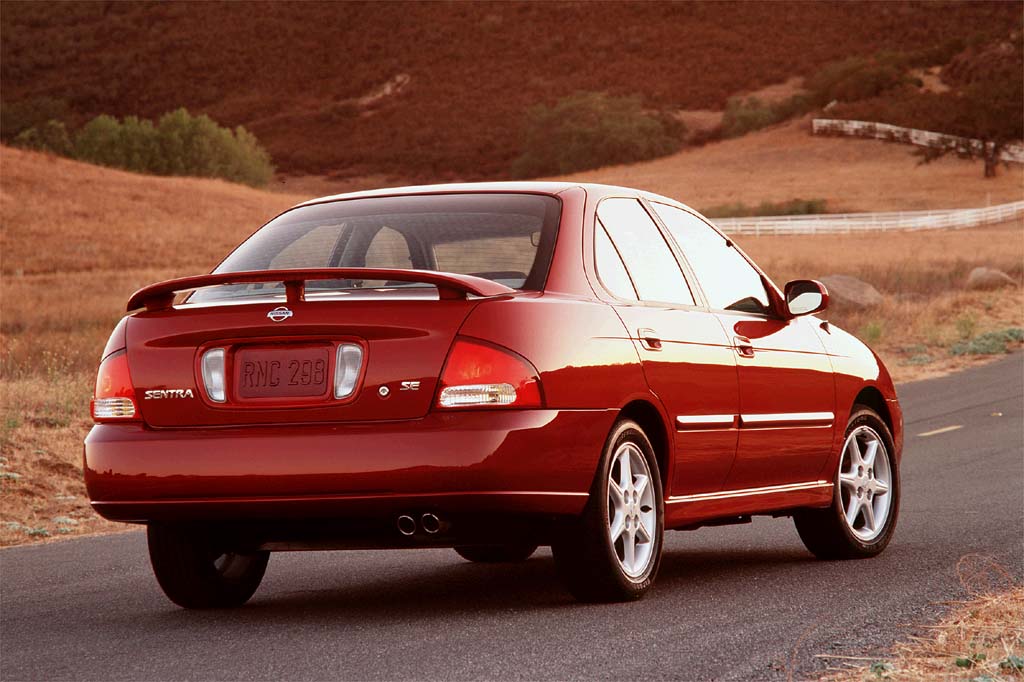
[{"left": 293, "top": 181, "right": 687, "bottom": 211}]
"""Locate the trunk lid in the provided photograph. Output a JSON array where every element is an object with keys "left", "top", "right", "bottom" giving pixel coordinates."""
[{"left": 127, "top": 291, "right": 479, "bottom": 427}]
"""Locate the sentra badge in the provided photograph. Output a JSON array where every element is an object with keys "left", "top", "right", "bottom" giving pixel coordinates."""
[{"left": 144, "top": 389, "right": 195, "bottom": 400}]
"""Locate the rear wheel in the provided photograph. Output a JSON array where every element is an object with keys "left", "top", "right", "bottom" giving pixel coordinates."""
[
  {"left": 552, "top": 419, "right": 664, "bottom": 602},
  {"left": 147, "top": 524, "right": 269, "bottom": 609},
  {"left": 453, "top": 544, "right": 538, "bottom": 563},
  {"left": 794, "top": 406, "right": 900, "bottom": 559}
]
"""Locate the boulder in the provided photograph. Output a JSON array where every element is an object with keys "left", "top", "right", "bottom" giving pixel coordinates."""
[
  {"left": 965, "top": 267, "right": 1016, "bottom": 291},
  {"left": 818, "top": 274, "right": 883, "bottom": 310}
]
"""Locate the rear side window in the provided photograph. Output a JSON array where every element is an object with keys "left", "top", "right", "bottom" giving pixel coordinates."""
[
  {"left": 594, "top": 224, "right": 638, "bottom": 300},
  {"left": 192, "top": 193, "right": 560, "bottom": 302},
  {"left": 596, "top": 198, "right": 694, "bottom": 306},
  {"left": 651, "top": 203, "right": 772, "bottom": 315}
]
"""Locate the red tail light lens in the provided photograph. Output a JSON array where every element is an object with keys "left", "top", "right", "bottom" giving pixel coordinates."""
[
  {"left": 437, "top": 338, "right": 542, "bottom": 409},
  {"left": 91, "top": 350, "right": 139, "bottom": 422}
]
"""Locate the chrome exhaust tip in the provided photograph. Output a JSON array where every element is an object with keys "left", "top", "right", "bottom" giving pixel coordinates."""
[
  {"left": 420, "top": 513, "right": 441, "bottom": 534},
  {"left": 396, "top": 514, "right": 417, "bottom": 536}
]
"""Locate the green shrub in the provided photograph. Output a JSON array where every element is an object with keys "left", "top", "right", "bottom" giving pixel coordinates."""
[
  {"left": 73, "top": 114, "right": 128, "bottom": 168},
  {"left": 807, "top": 55, "right": 916, "bottom": 105},
  {"left": 859, "top": 321, "right": 884, "bottom": 344},
  {"left": 955, "top": 314, "right": 977, "bottom": 340},
  {"left": 721, "top": 94, "right": 813, "bottom": 138},
  {"left": 511, "top": 92, "right": 684, "bottom": 178},
  {"left": 14, "top": 108, "right": 274, "bottom": 187},
  {"left": 722, "top": 97, "right": 777, "bottom": 138},
  {"left": 950, "top": 328, "right": 1024, "bottom": 356},
  {"left": 12, "top": 119, "right": 72, "bottom": 156}
]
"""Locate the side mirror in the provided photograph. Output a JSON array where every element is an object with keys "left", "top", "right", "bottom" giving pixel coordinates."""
[{"left": 785, "top": 279, "right": 829, "bottom": 317}]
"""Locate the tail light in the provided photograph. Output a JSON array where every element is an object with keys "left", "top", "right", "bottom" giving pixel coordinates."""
[
  {"left": 436, "top": 338, "right": 542, "bottom": 409},
  {"left": 91, "top": 350, "right": 139, "bottom": 422}
]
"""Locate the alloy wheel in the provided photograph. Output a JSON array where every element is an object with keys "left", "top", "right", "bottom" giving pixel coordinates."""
[
  {"left": 838, "top": 425, "right": 892, "bottom": 541},
  {"left": 607, "top": 442, "right": 657, "bottom": 577}
]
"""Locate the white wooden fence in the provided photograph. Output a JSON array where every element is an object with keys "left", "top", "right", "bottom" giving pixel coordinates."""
[
  {"left": 714, "top": 200, "right": 1024, "bottom": 235},
  {"left": 812, "top": 118, "right": 1024, "bottom": 163}
]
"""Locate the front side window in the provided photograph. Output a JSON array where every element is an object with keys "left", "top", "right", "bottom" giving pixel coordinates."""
[
  {"left": 191, "top": 193, "right": 560, "bottom": 302},
  {"left": 651, "top": 203, "right": 772, "bottom": 315},
  {"left": 596, "top": 198, "right": 694, "bottom": 306}
]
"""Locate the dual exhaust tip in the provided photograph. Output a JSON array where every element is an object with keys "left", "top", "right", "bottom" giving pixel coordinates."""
[{"left": 397, "top": 513, "right": 441, "bottom": 536}]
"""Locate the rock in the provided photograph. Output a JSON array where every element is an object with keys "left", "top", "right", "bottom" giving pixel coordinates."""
[
  {"left": 965, "top": 267, "right": 1016, "bottom": 291},
  {"left": 818, "top": 275, "right": 883, "bottom": 309}
]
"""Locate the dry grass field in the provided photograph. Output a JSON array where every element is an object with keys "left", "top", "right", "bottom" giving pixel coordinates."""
[{"left": 1, "top": 143, "right": 1022, "bottom": 547}]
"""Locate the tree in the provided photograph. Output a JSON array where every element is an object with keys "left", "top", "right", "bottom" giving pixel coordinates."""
[{"left": 918, "top": 74, "right": 1023, "bottom": 178}]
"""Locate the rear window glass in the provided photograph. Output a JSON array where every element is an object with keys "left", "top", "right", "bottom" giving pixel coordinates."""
[{"left": 191, "top": 193, "right": 560, "bottom": 303}]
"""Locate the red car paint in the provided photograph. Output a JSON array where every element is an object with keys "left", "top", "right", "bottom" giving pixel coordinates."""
[{"left": 85, "top": 182, "right": 902, "bottom": 545}]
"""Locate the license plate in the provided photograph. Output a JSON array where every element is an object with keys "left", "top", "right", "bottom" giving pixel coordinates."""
[{"left": 234, "top": 346, "right": 330, "bottom": 399}]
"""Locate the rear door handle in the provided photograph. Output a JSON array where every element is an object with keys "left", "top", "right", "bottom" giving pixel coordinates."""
[
  {"left": 733, "top": 335, "right": 755, "bottom": 358},
  {"left": 638, "top": 328, "right": 662, "bottom": 351}
]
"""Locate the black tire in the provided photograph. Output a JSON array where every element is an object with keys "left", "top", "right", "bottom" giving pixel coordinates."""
[
  {"left": 147, "top": 524, "right": 269, "bottom": 609},
  {"left": 794, "top": 406, "right": 900, "bottom": 560},
  {"left": 551, "top": 419, "right": 664, "bottom": 602},
  {"left": 453, "top": 544, "right": 538, "bottom": 563}
]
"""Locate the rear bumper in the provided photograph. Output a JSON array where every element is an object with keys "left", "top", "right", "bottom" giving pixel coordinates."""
[{"left": 84, "top": 409, "right": 614, "bottom": 523}]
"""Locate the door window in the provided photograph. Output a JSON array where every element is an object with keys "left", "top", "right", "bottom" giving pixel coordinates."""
[
  {"left": 651, "top": 203, "right": 772, "bottom": 315},
  {"left": 596, "top": 198, "right": 694, "bottom": 306}
]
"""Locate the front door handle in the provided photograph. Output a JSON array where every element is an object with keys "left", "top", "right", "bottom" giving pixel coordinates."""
[
  {"left": 638, "top": 328, "right": 662, "bottom": 351},
  {"left": 733, "top": 335, "right": 755, "bottom": 358}
]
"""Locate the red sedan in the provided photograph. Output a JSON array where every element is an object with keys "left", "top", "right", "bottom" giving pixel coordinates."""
[{"left": 85, "top": 183, "right": 902, "bottom": 608}]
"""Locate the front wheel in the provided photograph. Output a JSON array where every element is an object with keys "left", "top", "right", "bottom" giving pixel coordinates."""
[
  {"left": 552, "top": 419, "right": 664, "bottom": 602},
  {"left": 794, "top": 406, "right": 900, "bottom": 559},
  {"left": 147, "top": 524, "right": 269, "bottom": 609}
]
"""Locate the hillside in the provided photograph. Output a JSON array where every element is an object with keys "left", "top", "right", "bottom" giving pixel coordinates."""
[{"left": 2, "top": 1, "right": 1019, "bottom": 181}]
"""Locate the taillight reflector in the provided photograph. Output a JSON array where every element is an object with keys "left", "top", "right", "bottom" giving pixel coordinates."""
[
  {"left": 91, "top": 350, "right": 139, "bottom": 422},
  {"left": 201, "top": 348, "right": 227, "bottom": 402},
  {"left": 437, "top": 338, "right": 542, "bottom": 409},
  {"left": 334, "top": 344, "right": 364, "bottom": 399}
]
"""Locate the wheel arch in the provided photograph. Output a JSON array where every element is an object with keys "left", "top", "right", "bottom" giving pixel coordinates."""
[
  {"left": 617, "top": 399, "right": 671, "bottom": 495},
  {"left": 853, "top": 386, "right": 893, "bottom": 436}
]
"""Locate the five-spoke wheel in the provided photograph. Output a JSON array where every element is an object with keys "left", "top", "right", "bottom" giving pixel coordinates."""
[
  {"left": 552, "top": 419, "right": 664, "bottom": 602},
  {"left": 837, "top": 425, "right": 892, "bottom": 541},
  {"left": 607, "top": 442, "right": 657, "bottom": 578},
  {"left": 795, "top": 406, "right": 900, "bottom": 559}
]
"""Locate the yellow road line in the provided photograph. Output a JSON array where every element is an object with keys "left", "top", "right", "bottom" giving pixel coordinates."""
[{"left": 917, "top": 424, "right": 964, "bottom": 438}]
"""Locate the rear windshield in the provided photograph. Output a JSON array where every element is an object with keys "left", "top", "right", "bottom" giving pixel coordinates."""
[{"left": 191, "top": 193, "right": 561, "bottom": 303}]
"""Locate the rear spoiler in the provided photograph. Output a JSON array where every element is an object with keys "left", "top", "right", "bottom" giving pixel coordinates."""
[{"left": 126, "top": 268, "right": 516, "bottom": 312}]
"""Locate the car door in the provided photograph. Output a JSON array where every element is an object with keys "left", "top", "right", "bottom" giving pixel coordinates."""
[
  {"left": 648, "top": 201, "right": 836, "bottom": 491},
  {"left": 593, "top": 197, "right": 740, "bottom": 496}
]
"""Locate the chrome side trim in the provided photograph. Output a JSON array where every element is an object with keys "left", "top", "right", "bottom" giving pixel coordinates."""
[
  {"left": 674, "top": 412, "right": 835, "bottom": 430},
  {"left": 667, "top": 480, "right": 832, "bottom": 504},
  {"left": 90, "top": 490, "right": 591, "bottom": 508},
  {"left": 740, "top": 411, "right": 834, "bottom": 428},
  {"left": 675, "top": 414, "right": 737, "bottom": 429}
]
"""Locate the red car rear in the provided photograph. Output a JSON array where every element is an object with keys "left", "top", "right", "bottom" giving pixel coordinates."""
[{"left": 85, "top": 183, "right": 903, "bottom": 608}]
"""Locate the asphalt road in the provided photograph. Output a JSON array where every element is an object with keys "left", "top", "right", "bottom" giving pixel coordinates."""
[{"left": 3, "top": 354, "right": 1022, "bottom": 681}]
